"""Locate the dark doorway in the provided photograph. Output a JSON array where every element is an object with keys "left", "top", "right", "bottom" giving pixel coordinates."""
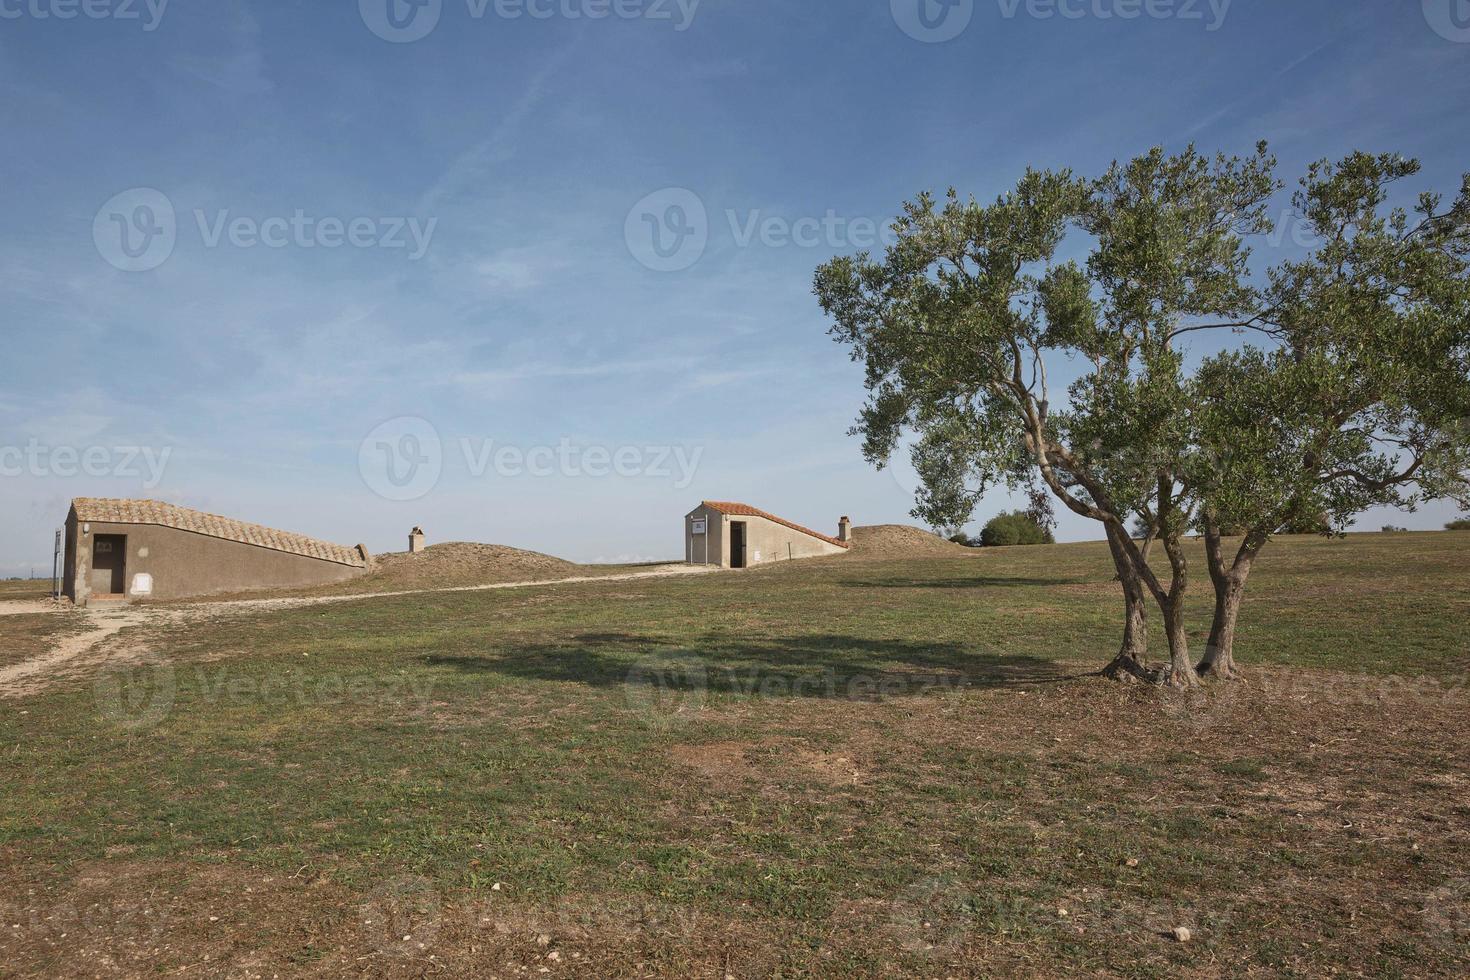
[
  {"left": 91, "top": 535, "right": 127, "bottom": 596},
  {"left": 730, "top": 522, "right": 747, "bottom": 569}
]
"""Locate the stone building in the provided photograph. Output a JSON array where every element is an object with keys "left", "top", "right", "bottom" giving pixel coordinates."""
[
  {"left": 63, "top": 498, "right": 370, "bottom": 606},
  {"left": 685, "top": 501, "right": 850, "bottom": 568}
]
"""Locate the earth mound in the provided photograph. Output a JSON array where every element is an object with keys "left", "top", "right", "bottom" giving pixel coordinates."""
[
  {"left": 846, "top": 525, "right": 975, "bottom": 560},
  {"left": 359, "top": 542, "right": 581, "bottom": 591}
]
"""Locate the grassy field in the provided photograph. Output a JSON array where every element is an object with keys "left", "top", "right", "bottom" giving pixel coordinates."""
[
  {"left": 1, "top": 533, "right": 1467, "bottom": 977},
  {"left": 0, "top": 579, "right": 52, "bottom": 600}
]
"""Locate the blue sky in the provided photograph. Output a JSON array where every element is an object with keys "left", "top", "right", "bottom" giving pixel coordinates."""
[{"left": 2, "top": 0, "right": 1469, "bottom": 573}]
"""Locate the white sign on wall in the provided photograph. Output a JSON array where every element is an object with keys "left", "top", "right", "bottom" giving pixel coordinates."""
[
  {"left": 691, "top": 519, "right": 707, "bottom": 535},
  {"left": 131, "top": 573, "right": 153, "bottom": 596}
]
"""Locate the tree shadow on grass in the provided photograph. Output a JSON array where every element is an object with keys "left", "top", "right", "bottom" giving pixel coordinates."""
[
  {"left": 839, "top": 575, "right": 1094, "bottom": 590},
  {"left": 422, "top": 633, "right": 1089, "bottom": 699}
]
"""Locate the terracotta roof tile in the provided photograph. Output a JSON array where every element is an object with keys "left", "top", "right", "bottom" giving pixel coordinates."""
[
  {"left": 700, "top": 501, "right": 851, "bottom": 549},
  {"left": 71, "top": 498, "right": 366, "bottom": 568}
]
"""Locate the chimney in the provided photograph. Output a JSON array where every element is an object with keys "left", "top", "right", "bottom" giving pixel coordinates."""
[
  {"left": 838, "top": 516, "right": 852, "bottom": 543},
  {"left": 409, "top": 527, "right": 425, "bottom": 554}
]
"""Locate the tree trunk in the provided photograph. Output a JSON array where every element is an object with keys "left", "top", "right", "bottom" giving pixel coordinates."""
[
  {"left": 1157, "top": 594, "right": 1198, "bottom": 688},
  {"left": 1198, "top": 519, "right": 1267, "bottom": 680},
  {"left": 1200, "top": 583, "right": 1245, "bottom": 679},
  {"left": 1156, "top": 533, "right": 1199, "bottom": 689},
  {"left": 1101, "top": 524, "right": 1152, "bottom": 682}
]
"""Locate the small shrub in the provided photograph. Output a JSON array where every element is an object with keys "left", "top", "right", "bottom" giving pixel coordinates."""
[
  {"left": 1382, "top": 525, "right": 1409, "bottom": 534},
  {"left": 948, "top": 531, "right": 973, "bottom": 547},
  {"left": 981, "top": 512, "right": 1054, "bottom": 547},
  {"left": 1446, "top": 519, "right": 1470, "bottom": 531}
]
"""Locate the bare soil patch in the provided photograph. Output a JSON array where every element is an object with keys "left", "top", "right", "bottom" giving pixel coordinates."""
[
  {"left": 0, "top": 600, "right": 61, "bottom": 617},
  {"left": 669, "top": 740, "right": 756, "bottom": 788},
  {"left": 671, "top": 738, "right": 866, "bottom": 791}
]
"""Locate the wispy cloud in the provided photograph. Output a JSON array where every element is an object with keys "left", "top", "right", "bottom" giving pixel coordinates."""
[
  {"left": 449, "top": 355, "right": 703, "bottom": 387},
  {"left": 417, "top": 38, "right": 582, "bottom": 214},
  {"left": 470, "top": 245, "right": 572, "bottom": 292},
  {"left": 169, "top": 0, "right": 272, "bottom": 96}
]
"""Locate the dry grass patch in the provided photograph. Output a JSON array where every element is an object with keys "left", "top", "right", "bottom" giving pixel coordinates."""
[{"left": 0, "top": 611, "right": 85, "bottom": 670}]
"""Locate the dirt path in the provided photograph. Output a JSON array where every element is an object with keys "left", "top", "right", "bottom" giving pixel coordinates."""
[
  {"left": 0, "top": 600, "right": 60, "bottom": 617},
  {"left": 0, "top": 563, "right": 719, "bottom": 698},
  {"left": 0, "top": 604, "right": 162, "bottom": 696},
  {"left": 184, "top": 561, "right": 716, "bottom": 614}
]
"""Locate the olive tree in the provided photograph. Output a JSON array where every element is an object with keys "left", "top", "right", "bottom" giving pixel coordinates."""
[
  {"left": 1188, "top": 153, "right": 1470, "bottom": 678},
  {"left": 813, "top": 146, "right": 1277, "bottom": 687}
]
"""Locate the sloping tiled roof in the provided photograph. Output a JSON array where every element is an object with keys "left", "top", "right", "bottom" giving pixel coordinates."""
[
  {"left": 700, "top": 501, "right": 851, "bottom": 549},
  {"left": 71, "top": 498, "right": 366, "bottom": 567}
]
